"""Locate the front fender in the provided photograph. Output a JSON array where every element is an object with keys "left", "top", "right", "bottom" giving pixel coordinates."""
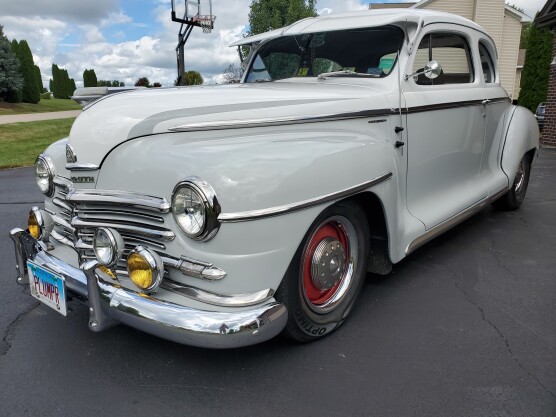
[
  {"left": 500, "top": 105, "right": 539, "bottom": 184},
  {"left": 95, "top": 123, "right": 396, "bottom": 293}
]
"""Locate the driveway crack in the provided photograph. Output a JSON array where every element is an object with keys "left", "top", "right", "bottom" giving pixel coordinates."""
[
  {"left": 0, "top": 298, "right": 41, "bottom": 357},
  {"left": 429, "top": 257, "right": 556, "bottom": 400}
]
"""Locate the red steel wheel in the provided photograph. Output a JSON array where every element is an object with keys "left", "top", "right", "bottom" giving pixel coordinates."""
[{"left": 276, "top": 201, "right": 369, "bottom": 342}]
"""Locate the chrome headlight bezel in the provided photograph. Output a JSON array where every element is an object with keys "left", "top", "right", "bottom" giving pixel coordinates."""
[
  {"left": 35, "top": 155, "right": 55, "bottom": 197},
  {"left": 171, "top": 177, "right": 221, "bottom": 241},
  {"left": 93, "top": 227, "right": 124, "bottom": 267}
]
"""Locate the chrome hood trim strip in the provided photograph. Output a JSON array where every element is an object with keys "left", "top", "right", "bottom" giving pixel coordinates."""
[
  {"left": 168, "top": 109, "right": 397, "bottom": 133},
  {"left": 218, "top": 172, "right": 393, "bottom": 223},
  {"left": 66, "top": 189, "right": 171, "bottom": 213}
]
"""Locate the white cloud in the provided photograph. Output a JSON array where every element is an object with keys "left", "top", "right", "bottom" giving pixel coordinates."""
[{"left": 0, "top": 0, "right": 120, "bottom": 23}]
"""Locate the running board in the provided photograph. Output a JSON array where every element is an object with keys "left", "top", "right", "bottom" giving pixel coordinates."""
[{"left": 405, "top": 188, "right": 509, "bottom": 255}]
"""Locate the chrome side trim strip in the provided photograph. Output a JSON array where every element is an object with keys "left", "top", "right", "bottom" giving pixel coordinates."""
[
  {"left": 218, "top": 172, "right": 393, "bottom": 223},
  {"left": 160, "top": 279, "right": 273, "bottom": 307},
  {"left": 405, "top": 187, "right": 509, "bottom": 255},
  {"left": 65, "top": 163, "right": 99, "bottom": 171},
  {"left": 168, "top": 109, "right": 396, "bottom": 132},
  {"left": 161, "top": 255, "right": 227, "bottom": 280},
  {"left": 66, "top": 189, "right": 171, "bottom": 213}
]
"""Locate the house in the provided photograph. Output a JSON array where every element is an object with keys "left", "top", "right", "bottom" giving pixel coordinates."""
[
  {"left": 535, "top": 0, "right": 556, "bottom": 147},
  {"left": 369, "top": 0, "right": 531, "bottom": 100}
]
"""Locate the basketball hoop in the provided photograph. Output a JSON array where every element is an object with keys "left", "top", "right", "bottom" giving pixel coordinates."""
[{"left": 193, "top": 15, "right": 216, "bottom": 33}]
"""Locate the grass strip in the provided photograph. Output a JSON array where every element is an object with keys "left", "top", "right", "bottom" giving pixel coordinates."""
[
  {"left": 0, "top": 99, "right": 82, "bottom": 115},
  {"left": 0, "top": 118, "right": 75, "bottom": 169}
]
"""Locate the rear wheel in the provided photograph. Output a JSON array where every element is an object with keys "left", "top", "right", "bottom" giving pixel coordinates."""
[
  {"left": 492, "top": 153, "right": 532, "bottom": 211},
  {"left": 276, "top": 201, "right": 369, "bottom": 342}
]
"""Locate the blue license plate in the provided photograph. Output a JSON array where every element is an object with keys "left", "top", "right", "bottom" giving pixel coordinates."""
[{"left": 27, "top": 261, "right": 67, "bottom": 316}]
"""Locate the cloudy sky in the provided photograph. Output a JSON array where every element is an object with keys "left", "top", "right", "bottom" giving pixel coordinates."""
[{"left": 0, "top": 0, "right": 547, "bottom": 88}]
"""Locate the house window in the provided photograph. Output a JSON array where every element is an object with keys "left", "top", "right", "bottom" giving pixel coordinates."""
[{"left": 413, "top": 33, "right": 474, "bottom": 85}]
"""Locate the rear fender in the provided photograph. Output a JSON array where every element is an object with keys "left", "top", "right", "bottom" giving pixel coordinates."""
[{"left": 500, "top": 106, "right": 539, "bottom": 184}]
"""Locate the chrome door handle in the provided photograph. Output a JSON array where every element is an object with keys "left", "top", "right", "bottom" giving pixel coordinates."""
[{"left": 482, "top": 99, "right": 491, "bottom": 105}]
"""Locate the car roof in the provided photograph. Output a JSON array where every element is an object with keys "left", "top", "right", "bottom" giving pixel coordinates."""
[{"left": 231, "top": 9, "right": 486, "bottom": 47}]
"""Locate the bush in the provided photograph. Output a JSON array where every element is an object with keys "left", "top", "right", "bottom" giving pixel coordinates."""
[{"left": 40, "top": 92, "right": 51, "bottom": 100}]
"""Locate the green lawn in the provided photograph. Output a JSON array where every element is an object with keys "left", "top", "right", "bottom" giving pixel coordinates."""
[
  {"left": 0, "top": 99, "right": 81, "bottom": 115},
  {"left": 0, "top": 118, "right": 75, "bottom": 169}
]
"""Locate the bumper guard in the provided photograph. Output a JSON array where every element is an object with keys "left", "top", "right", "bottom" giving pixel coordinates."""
[{"left": 9, "top": 228, "right": 288, "bottom": 349}]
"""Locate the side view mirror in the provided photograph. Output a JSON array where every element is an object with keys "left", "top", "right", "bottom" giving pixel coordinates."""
[{"left": 404, "top": 60, "right": 443, "bottom": 81}]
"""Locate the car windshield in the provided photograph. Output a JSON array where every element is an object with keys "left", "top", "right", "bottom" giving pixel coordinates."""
[{"left": 245, "top": 26, "right": 404, "bottom": 83}]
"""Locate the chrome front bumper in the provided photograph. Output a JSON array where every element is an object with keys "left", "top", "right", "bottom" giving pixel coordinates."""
[{"left": 10, "top": 228, "right": 288, "bottom": 349}]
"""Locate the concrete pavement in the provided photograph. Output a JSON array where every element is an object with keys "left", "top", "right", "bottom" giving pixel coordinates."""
[{"left": 0, "top": 110, "right": 81, "bottom": 124}]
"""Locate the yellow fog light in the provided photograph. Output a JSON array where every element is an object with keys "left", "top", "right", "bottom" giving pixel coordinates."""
[
  {"left": 28, "top": 208, "right": 42, "bottom": 239},
  {"left": 127, "top": 246, "right": 163, "bottom": 293}
]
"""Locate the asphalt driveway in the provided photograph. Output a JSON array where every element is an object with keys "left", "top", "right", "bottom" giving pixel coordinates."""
[{"left": 0, "top": 151, "right": 554, "bottom": 417}]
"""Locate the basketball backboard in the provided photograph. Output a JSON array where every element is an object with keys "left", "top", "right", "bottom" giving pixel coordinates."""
[{"left": 171, "top": 0, "right": 214, "bottom": 30}]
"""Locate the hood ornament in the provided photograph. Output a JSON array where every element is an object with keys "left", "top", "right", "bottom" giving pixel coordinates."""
[{"left": 66, "top": 144, "right": 77, "bottom": 163}]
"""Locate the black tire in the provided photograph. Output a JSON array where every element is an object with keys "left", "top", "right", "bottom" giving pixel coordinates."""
[
  {"left": 275, "top": 201, "right": 369, "bottom": 342},
  {"left": 492, "top": 153, "right": 532, "bottom": 211}
]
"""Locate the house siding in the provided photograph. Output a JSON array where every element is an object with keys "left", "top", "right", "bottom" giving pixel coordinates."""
[
  {"left": 473, "top": 0, "right": 505, "bottom": 49},
  {"left": 419, "top": 0, "right": 475, "bottom": 20},
  {"left": 499, "top": 10, "right": 521, "bottom": 99}
]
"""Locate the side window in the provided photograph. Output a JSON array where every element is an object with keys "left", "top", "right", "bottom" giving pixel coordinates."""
[
  {"left": 413, "top": 33, "right": 474, "bottom": 85},
  {"left": 479, "top": 42, "right": 495, "bottom": 83}
]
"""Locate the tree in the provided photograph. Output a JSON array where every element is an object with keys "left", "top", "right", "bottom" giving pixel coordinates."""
[
  {"left": 518, "top": 23, "right": 553, "bottom": 112},
  {"left": 33, "top": 65, "right": 43, "bottom": 93},
  {"left": 135, "top": 77, "right": 150, "bottom": 87},
  {"left": 98, "top": 80, "right": 125, "bottom": 87},
  {"left": 180, "top": 71, "right": 203, "bottom": 86},
  {"left": 222, "top": 63, "right": 243, "bottom": 83},
  {"left": 0, "top": 26, "right": 23, "bottom": 102},
  {"left": 83, "top": 69, "right": 97, "bottom": 87},
  {"left": 51, "top": 64, "right": 73, "bottom": 98},
  {"left": 13, "top": 40, "right": 40, "bottom": 103},
  {"left": 248, "top": 0, "right": 317, "bottom": 35},
  {"left": 153, "top": 82, "right": 162, "bottom": 88}
]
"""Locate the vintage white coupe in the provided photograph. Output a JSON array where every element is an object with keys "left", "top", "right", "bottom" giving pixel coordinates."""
[{"left": 10, "top": 9, "right": 538, "bottom": 348}]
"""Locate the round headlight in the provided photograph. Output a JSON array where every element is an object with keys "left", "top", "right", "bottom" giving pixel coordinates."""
[
  {"left": 127, "top": 246, "right": 163, "bottom": 292},
  {"left": 93, "top": 227, "right": 124, "bottom": 267},
  {"left": 35, "top": 155, "right": 55, "bottom": 196},
  {"left": 172, "top": 177, "right": 221, "bottom": 241}
]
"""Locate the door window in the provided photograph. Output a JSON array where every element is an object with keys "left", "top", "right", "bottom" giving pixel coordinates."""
[
  {"left": 413, "top": 33, "right": 474, "bottom": 85},
  {"left": 478, "top": 42, "right": 495, "bottom": 83}
]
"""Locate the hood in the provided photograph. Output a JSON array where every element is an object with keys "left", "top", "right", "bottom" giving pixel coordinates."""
[{"left": 68, "top": 81, "right": 393, "bottom": 167}]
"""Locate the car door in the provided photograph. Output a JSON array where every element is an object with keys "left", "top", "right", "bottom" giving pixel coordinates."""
[{"left": 403, "top": 30, "right": 487, "bottom": 229}]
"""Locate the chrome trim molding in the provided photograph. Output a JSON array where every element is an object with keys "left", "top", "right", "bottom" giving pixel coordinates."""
[
  {"left": 71, "top": 217, "right": 175, "bottom": 241},
  {"left": 168, "top": 109, "right": 397, "bottom": 132},
  {"left": 161, "top": 255, "right": 226, "bottom": 281},
  {"left": 219, "top": 172, "right": 393, "bottom": 223},
  {"left": 66, "top": 189, "right": 171, "bottom": 213},
  {"left": 405, "top": 187, "right": 509, "bottom": 255},
  {"left": 10, "top": 228, "right": 288, "bottom": 348},
  {"left": 65, "top": 162, "right": 99, "bottom": 171},
  {"left": 160, "top": 279, "right": 274, "bottom": 307},
  {"left": 65, "top": 144, "right": 77, "bottom": 163}
]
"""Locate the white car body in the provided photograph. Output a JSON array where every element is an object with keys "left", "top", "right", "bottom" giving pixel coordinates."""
[{"left": 10, "top": 9, "right": 538, "bottom": 348}]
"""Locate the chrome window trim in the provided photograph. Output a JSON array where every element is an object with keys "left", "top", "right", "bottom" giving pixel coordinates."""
[
  {"left": 218, "top": 172, "right": 393, "bottom": 223},
  {"left": 65, "top": 144, "right": 77, "bottom": 163}
]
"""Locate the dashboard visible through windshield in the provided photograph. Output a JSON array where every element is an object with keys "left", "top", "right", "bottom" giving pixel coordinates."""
[{"left": 245, "top": 26, "right": 404, "bottom": 83}]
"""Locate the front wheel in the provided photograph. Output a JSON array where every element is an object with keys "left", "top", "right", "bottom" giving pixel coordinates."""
[
  {"left": 492, "top": 153, "right": 532, "bottom": 211},
  {"left": 276, "top": 201, "right": 369, "bottom": 342}
]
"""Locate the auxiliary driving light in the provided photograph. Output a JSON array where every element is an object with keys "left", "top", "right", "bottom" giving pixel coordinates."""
[
  {"left": 127, "top": 246, "right": 163, "bottom": 292},
  {"left": 27, "top": 207, "right": 53, "bottom": 241},
  {"left": 93, "top": 227, "right": 124, "bottom": 267}
]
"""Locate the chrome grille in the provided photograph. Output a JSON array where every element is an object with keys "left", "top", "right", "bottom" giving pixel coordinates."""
[{"left": 51, "top": 177, "right": 174, "bottom": 271}]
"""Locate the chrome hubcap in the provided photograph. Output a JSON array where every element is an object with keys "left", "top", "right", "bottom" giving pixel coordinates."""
[{"left": 311, "top": 237, "right": 346, "bottom": 290}]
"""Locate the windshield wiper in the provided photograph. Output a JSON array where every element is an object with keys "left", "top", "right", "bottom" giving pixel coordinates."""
[{"left": 317, "top": 70, "right": 381, "bottom": 80}]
